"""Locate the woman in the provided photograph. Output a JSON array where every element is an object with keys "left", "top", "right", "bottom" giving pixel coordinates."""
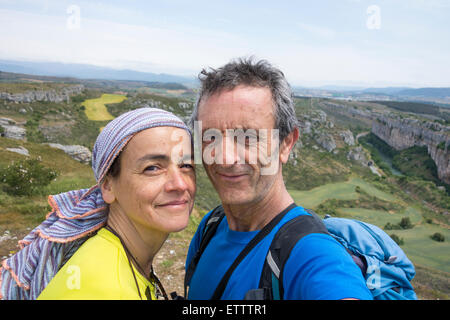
[{"left": 0, "top": 108, "right": 195, "bottom": 300}]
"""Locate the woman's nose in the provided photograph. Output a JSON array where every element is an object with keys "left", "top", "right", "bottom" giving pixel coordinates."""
[{"left": 165, "top": 167, "right": 189, "bottom": 192}]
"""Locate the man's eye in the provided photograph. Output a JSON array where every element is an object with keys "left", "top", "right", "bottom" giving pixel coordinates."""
[
  {"left": 245, "top": 136, "right": 256, "bottom": 144},
  {"left": 238, "top": 135, "right": 258, "bottom": 145},
  {"left": 181, "top": 163, "right": 194, "bottom": 170}
]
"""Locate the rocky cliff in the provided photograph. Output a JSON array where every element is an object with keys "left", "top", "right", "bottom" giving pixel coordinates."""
[
  {"left": 372, "top": 115, "right": 450, "bottom": 184},
  {"left": 0, "top": 84, "right": 84, "bottom": 103}
]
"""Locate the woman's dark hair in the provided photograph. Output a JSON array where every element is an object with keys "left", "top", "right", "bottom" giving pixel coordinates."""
[{"left": 107, "top": 153, "right": 121, "bottom": 178}]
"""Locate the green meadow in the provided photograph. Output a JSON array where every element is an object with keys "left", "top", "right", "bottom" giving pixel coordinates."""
[
  {"left": 82, "top": 93, "right": 127, "bottom": 121},
  {"left": 289, "top": 176, "right": 450, "bottom": 274},
  {"left": 289, "top": 176, "right": 395, "bottom": 209}
]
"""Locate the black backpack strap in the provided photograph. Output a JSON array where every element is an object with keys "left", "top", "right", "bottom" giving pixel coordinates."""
[
  {"left": 211, "top": 203, "right": 297, "bottom": 300},
  {"left": 184, "top": 205, "right": 225, "bottom": 298},
  {"left": 249, "top": 208, "right": 329, "bottom": 300}
]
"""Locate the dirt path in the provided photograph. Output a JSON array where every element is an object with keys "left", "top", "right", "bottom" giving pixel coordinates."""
[{"left": 153, "top": 236, "right": 190, "bottom": 299}]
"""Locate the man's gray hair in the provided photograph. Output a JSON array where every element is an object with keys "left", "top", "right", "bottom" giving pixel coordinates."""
[{"left": 189, "top": 57, "right": 298, "bottom": 141}]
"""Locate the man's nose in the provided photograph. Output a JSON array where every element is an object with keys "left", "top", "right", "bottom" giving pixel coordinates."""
[{"left": 220, "top": 135, "right": 243, "bottom": 165}]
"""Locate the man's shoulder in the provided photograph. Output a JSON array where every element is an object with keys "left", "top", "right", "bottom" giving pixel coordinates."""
[{"left": 282, "top": 233, "right": 372, "bottom": 299}]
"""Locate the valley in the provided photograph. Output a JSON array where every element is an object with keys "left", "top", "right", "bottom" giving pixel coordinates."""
[{"left": 0, "top": 73, "right": 449, "bottom": 299}]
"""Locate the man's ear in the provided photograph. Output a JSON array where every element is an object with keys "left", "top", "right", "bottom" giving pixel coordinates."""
[
  {"left": 100, "top": 175, "right": 116, "bottom": 204},
  {"left": 279, "top": 127, "right": 299, "bottom": 164}
]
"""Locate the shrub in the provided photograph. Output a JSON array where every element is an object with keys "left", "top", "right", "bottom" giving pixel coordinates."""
[
  {"left": 430, "top": 233, "right": 445, "bottom": 242},
  {"left": 0, "top": 158, "right": 59, "bottom": 196},
  {"left": 399, "top": 217, "right": 413, "bottom": 229},
  {"left": 390, "top": 234, "right": 404, "bottom": 246},
  {"left": 384, "top": 217, "right": 414, "bottom": 230},
  {"left": 384, "top": 222, "right": 395, "bottom": 230}
]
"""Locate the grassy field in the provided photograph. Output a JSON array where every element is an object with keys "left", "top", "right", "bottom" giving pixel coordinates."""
[
  {"left": 289, "top": 176, "right": 396, "bottom": 209},
  {"left": 0, "top": 137, "right": 94, "bottom": 233},
  {"left": 82, "top": 93, "right": 127, "bottom": 121},
  {"left": 289, "top": 176, "right": 450, "bottom": 275}
]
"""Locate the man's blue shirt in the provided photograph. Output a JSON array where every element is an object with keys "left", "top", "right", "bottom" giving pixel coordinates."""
[{"left": 185, "top": 206, "right": 373, "bottom": 300}]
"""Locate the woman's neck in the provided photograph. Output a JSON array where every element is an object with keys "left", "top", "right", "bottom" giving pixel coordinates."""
[{"left": 106, "top": 206, "right": 168, "bottom": 279}]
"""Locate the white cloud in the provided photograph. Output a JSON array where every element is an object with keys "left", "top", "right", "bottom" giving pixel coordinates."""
[
  {"left": 0, "top": 8, "right": 246, "bottom": 75},
  {"left": 0, "top": 5, "right": 448, "bottom": 87}
]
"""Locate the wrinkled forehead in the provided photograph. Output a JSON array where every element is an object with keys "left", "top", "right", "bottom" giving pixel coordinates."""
[
  {"left": 197, "top": 85, "right": 275, "bottom": 131},
  {"left": 122, "top": 126, "right": 193, "bottom": 162}
]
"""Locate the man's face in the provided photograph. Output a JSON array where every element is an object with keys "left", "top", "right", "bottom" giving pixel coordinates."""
[{"left": 197, "top": 85, "right": 281, "bottom": 207}]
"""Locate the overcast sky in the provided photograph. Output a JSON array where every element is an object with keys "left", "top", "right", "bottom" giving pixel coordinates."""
[{"left": 0, "top": 0, "right": 449, "bottom": 87}]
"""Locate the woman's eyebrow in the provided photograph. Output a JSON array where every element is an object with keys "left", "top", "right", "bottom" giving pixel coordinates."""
[
  {"left": 137, "top": 153, "right": 194, "bottom": 163},
  {"left": 137, "top": 154, "right": 169, "bottom": 163}
]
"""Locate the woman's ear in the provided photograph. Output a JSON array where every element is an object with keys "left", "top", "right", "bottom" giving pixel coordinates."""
[
  {"left": 279, "top": 127, "right": 299, "bottom": 164},
  {"left": 100, "top": 176, "right": 116, "bottom": 204}
]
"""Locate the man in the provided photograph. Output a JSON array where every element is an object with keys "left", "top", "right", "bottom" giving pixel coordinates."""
[{"left": 185, "top": 58, "right": 372, "bottom": 300}]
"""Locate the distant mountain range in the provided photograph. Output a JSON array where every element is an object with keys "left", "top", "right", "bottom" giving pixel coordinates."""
[
  {"left": 293, "top": 85, "right": 450, "bottom": 106},
  {"left": 293, "top": 85, "right": 450, "bottom": 98},
  {"left": 0, "top": 59, "right": 197, "bottom": 87},
  {"left": 1, "top": 59, "right": 449, "bottom": 102}
]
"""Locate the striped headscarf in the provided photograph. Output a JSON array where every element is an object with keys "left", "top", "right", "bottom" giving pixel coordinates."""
[{"left": 0, "top": 107, "right": 190, "bottom": 299}]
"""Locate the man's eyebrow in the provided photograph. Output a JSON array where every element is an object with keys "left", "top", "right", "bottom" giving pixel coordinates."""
[{"left": 181, "top": 153, "right": 194, "bottom": 162}]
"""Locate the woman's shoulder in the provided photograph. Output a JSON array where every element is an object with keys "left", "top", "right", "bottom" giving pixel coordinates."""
[{"left": 37, "top": 228, "right": 136, "bottom": 299}]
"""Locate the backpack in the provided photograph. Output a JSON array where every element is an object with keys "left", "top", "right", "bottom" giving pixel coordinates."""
[{"left": 184, "top": 204, "right": 417, "bottom": 300}]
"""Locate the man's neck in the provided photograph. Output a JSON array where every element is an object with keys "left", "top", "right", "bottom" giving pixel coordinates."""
[
  {"left": 106, "top": 207, "right": 168, "bottom": 279},
  {"left": 222, "top": 178, "right": 294, "bottom": 232}
]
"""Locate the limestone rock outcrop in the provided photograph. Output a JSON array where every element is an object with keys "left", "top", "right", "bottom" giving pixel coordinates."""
[
  {"left": 46, "top": 143, "right": 92, "bottom": 164},
  {"left": 372, "top": 115, "right": 450, "bottom": 184},
  {"left": 0, "top": 85, "right": 84, "bottom": 103},
  {"left": 0, "top": 117, "right": 26, "bottom": 140}
]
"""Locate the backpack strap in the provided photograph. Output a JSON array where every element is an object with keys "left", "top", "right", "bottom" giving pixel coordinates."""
[
  {"left": 210, "top": 203, "right": 297, "bottom": 300},
  {"left": 184, "top": 205, "right": 225, "bottom": 298},
  {"left": 245, "top": 208, "right": 329, "bottom": 300},
  {"left": 247, "top": 209, "right": 370, "bottom": 300}
]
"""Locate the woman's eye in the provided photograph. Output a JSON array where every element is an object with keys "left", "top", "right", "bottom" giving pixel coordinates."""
[
  {"left": 203, "top": 136, "right": 215, "bottom": 145},
  {"left": 144, "top": 165, "right": 159, "bottom": 172}
]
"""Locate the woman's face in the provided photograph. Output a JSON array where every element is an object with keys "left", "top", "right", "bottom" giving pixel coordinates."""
[{"left": 102, "top": 126, "right": 195, "bottom": 234}]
